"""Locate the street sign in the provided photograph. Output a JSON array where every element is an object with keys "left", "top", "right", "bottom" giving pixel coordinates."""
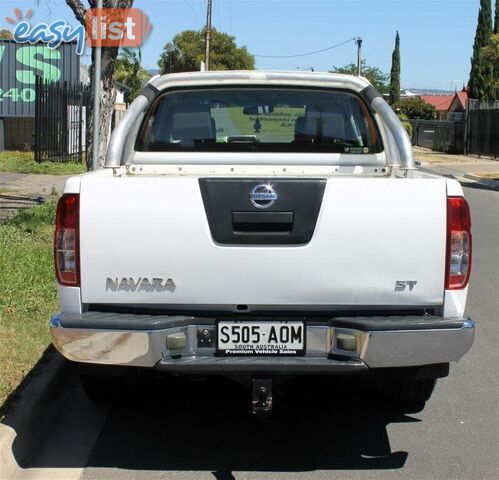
[{"left": 0, "top": 39, "right": 80, "bottom": 117}]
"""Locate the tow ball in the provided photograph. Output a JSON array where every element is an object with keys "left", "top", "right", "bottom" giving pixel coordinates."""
[{"left": 252, "top": 377, "right": 273, "bottom": 417}]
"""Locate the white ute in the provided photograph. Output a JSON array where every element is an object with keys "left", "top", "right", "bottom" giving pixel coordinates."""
[{"left": 51, "top": 71, "right": 474, "bottom": 414}]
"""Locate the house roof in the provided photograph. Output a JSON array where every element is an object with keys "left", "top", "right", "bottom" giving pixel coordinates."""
[
  {"left": 447, "top": 89, "right": 469, "bottom": 112},
  {"left": 420, "top": 95, "right": 454, "bottom": 112},
  {"left": 454, "top": 90, "right": 468, "bottom": 110}
]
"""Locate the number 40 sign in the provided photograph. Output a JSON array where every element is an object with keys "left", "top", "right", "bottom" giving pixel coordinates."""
[{"left": 0, "top": 41, "right": 80, "bottom": 117}]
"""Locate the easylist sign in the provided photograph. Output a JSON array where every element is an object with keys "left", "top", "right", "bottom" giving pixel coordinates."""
[{"left": 0, "top": 40, "right": 79, "bottom": 117}]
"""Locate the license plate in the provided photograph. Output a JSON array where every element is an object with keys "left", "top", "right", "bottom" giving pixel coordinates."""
[{"left": 217, "top": 321, "right": 305, "bottom": 356}]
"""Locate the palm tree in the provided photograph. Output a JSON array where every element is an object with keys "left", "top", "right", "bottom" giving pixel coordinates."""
[
  {"left": 115, "top": 48, "right": 150, "bottom": 104},
  {"left": 0, "top": 29, "right": 13, "bottom": 39}
]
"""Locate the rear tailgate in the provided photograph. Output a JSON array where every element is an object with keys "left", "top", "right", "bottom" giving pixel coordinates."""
[{"left": 79, "top": 175, "right": 447, "bottom": 308}]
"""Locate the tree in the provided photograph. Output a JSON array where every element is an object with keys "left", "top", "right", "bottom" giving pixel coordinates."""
[
  {"left": 65, "top": 0, "right": 135, "bottom": 170},
  {"left": 389, "top": 31, "right": 401, "bottom": 105},
  {"left": 482, "top": 33, "right": 499, "bottom": 96},
  {"left": 495, "top": 0, "right": 498, "bottom": 34},
  {"left": 0, "top": 29, "right": 13, "bottom": 39},
  {"left": 492, "top": 1, "right": 499, "bottom": 97},
  {"left": 115, "top": 48, "right": 150, "bottom": 104},
  {"left": 158, "top": 29, "right": 255, "bottom": 73},
  {"left": 329, "top": 61, "right": 390, "bottom": 94},
  {"left": 393, "top": 97, "right": 436, "bottom": 120},
  {"left": 469, "top": 0, "right": 494, "bottom": 100}
]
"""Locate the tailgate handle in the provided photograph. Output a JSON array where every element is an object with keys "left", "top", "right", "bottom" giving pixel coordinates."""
[{"left": 232, "top": 211, "right": 294, "bottom": 234}]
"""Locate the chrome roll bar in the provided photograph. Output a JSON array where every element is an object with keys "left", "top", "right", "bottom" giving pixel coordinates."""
[
  {"left": 105, "top": 73, "right": 415, "bottom": 170},
  {"left": 106, "top": 95, "right": 149, "bottom": 168},
  {"left": 371, "top": 96, "right": 415, "bottom": 170}
]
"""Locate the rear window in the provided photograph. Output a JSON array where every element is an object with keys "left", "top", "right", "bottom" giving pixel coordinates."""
[{"left": 136, "top": 88, "right": 382, "bottom": 153}]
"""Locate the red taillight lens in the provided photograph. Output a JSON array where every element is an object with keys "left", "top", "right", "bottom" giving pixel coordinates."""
[
  {"left": 54, "top": 194, "right": 80, "bottom": 286},
  {"left": 446, "top": 197, "right": 472, "bottom": 290}
]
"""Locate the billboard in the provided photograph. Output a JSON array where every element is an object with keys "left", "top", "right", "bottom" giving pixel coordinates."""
[{"left": 0, "top": 39, "right": 80, "bottom": 117}]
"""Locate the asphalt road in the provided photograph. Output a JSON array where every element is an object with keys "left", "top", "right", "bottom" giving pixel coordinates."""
[{"left": 11, "top": 183, "right": 499, "bottom": 480}]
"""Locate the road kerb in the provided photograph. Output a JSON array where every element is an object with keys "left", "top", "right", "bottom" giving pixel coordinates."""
[
  {"left": 0, "top": 349, "right": 70, "bottom": 479},
  {"left": 462, "top": 174, "right": 499, "bottom": 191}
]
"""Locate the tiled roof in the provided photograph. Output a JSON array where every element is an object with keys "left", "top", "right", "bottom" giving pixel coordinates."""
[
  {"left": 420, "top": 95, "right": 454, "bottom": 111},
  {"left": 454, "top": 90, "right": 468, "bottom": 109}
]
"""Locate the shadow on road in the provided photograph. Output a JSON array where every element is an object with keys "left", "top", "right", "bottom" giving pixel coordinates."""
[
  {"left": 14, "top": 372, "right": 417, "bottom": 475},
  {"left": 461, "top": 182, "right": 499, "bottom": 192}
]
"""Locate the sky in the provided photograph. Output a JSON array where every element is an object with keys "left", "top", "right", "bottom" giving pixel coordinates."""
[{"left": 0, "top": 0, "right": 494, "bottom": 90}]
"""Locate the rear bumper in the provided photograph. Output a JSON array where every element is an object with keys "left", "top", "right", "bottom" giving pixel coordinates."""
[{"left": 50, "top": 312, "right": 474, "bottom": 373}]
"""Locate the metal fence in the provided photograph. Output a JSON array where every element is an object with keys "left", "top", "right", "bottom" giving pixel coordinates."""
[
  {"left": 411, "top": 120, "right": 465, "bottom": 154},
  {"left": 466, "top": 109, "right": 499, "bottom": 158},
  {"left": 35, "top": 78, "right": 90, "bottom": 163}
]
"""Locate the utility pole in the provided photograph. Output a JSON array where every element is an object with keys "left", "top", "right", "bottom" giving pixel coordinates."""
[
  {"left": 204, "top": 0, "right": 213, "bottom": 70},
  {"left": 356, "top": 37, "right": 363, "bottom": 76},
  {"left": 92, "top": 0, "right": 103, "bottom": 170}
]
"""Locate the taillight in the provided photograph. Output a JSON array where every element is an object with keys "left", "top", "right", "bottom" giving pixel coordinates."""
[
  {"left": 54, "top": 194, "right": 80, "bottom": 286},
  {"left": 445, "top": 197, "right": 472, "bottom": 290}
]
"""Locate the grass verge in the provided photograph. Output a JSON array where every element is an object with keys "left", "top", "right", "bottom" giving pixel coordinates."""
[
  {"left": 0, "top": 151, "right": 86, "bottom": 175},
  {"left": 413, "top": 147, "right": 488, "bottom": 164},
  {"left": 0, "top": 200, "right": 58, "bottom": 408},
  {"left": 475, "top": 173, "right": 499, "bottom": 181}
]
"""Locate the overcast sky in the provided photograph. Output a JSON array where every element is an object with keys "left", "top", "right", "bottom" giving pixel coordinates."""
[{"left": 0, "top": 0, "right": 494, "bottom": 90}]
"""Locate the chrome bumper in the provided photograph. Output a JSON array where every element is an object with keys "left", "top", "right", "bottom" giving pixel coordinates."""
[{"left": 50, "top": 313, "right": 474, "bottom": 372}]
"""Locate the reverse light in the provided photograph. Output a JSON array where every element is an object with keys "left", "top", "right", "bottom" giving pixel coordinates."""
[
  {"left": 54, "top": 194, "right": 80, "bottom": 286},
  {"left": 446, "top": 197, "right": 472, "bottom": 290}
]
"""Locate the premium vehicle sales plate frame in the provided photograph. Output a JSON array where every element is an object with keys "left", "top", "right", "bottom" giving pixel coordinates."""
[{"left": 217, "top": 320, "right": 306, "bottom": 356}]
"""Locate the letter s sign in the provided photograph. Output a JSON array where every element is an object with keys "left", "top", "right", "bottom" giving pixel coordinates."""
[{"left": 15, "top": 46, "right": 62, "bottom": 84}]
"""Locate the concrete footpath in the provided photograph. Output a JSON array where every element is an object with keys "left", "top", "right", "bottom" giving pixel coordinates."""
[
  {"left": 418, "top": 160, "right": 498, "bottom": 183},
  {"left": 414, "top": 147, "right": 499, "bottom": 190},
  {"left": 0, "top": 173, "right": 70, "bottom": 221}
]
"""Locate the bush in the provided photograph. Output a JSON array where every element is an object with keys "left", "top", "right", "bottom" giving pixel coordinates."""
[
  {"left": 401, "top": 121, "right": 413, "bottom": 139},
  {"left": 393, "top": 97, "right": 436, "bottom": 120}
]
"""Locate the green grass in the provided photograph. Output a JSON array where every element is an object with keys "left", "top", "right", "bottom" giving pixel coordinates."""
[
  {"left": 476, "top": 173, "right": 499, "bottom": 180},
  {"left": 0, "top": 200, "right": 58, "bottom": 408},
  {"left": 0, "top": 151, "right": 86, "bottom": 175}
]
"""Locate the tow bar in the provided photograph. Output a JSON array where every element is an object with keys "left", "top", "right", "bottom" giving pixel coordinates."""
[{"left": 252, "top": 377, "right": 272, "bottom": 417}]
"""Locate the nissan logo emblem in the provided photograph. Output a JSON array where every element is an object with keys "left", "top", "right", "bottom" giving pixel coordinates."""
[{"left": 249, "top": 183, "right": 278, "bottom": 209}]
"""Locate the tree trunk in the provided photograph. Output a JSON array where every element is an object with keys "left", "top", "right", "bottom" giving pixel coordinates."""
[
  {"left": 65, "top": 0, "right": 135, "bottom": 170},
  {"left": 86, "top": 46, "right": 120, "bottom": 170}
]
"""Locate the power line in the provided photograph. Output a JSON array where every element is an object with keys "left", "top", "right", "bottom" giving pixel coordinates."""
[
  {"left": 183, "top": 0, "right": 200, "bottom": 23},
  {"left": 253, "top": 38, "right": 358, "bottom": 59},
  {"left": 216, "top": 0, "right": 222, "bottom": 32}
]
